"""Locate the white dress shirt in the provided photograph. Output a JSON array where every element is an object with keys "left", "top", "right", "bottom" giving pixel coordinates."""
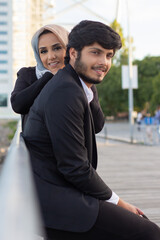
[{"left": 79, "top": 78, "right": 119, "bottom": 205}]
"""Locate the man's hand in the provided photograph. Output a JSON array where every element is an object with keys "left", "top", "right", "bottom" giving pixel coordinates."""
[{"left": 118, "top": 198, "right": 144, "bottom": 216}]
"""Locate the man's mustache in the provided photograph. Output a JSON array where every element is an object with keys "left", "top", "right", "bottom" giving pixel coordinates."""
[{"left": 92, "top": 65, "right": 108, "bottom": 73}]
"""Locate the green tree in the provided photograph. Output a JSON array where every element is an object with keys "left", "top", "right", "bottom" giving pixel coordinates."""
[
  {"left": 110, "top": 19, "right": 128, "bottom": 65},
  {"left": 134, "top": 56, "right": 160, "bottom": 114},
  {"left": 110, "top": 19, "right": 126, "bottom": 49},
  {"left": 97, "top": 65, "right": 128, "bottom": 116},
  {"left": 97, "top": 56, "right": 160, "bottom": 117},
  {"left": 150, "top": 72, "right": 160, "bottom": 113}
]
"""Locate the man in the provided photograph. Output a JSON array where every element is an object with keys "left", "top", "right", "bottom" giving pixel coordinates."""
[{"left": 23, "top": 20, "right": 160, "bottom": 240}]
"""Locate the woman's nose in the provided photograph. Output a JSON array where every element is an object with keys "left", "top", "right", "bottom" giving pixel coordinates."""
[{"left": 48, "top": 51, "right": 56, "bottom": 60}]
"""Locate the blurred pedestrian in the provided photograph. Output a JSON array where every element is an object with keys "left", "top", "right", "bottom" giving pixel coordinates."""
[
  {"left": 154, "top": 105, "right": 160, "bottom": 124},
  {"left": 136, "top": 111, "right": 143, "bottom": 131},
  {"left": 154, "top": 105, "right": 160, "bottom": 141}
]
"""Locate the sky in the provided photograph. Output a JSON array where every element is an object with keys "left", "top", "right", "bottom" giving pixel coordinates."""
[{"left": 53, "top": 0, "right": 160, "bottom": 60}]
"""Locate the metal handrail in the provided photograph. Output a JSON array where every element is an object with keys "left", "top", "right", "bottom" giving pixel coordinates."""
[{"left": 0, "top": 121, "right": 45, "bottom": 240}]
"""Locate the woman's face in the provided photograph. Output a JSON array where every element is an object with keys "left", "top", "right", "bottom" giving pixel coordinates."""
[{"left": 38, "top": 32, "right": 66, "bottom": 74}]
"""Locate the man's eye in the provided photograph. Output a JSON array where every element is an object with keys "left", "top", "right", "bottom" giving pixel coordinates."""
[
  {"left": 92, "top": 51, "right": 99, "bottom": 55},
  {"left": 107, "top": 54, "right": 113, "bottom": 59}
]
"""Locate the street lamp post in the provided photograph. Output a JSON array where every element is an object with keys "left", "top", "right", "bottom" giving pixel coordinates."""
[{"left": 127, "top": 0, "right": 134, "bottom": 143}]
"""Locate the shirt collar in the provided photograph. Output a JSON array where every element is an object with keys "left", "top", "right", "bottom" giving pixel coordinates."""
[{"left": 79, "top": 78, "right": 93, "bottom": 103}]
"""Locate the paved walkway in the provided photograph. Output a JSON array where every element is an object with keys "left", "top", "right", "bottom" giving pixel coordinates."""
[{"left": 96, "top": 134, "right": 160, "bottom": 227}]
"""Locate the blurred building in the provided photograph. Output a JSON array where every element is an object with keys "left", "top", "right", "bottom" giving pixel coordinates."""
[{"left": 0, "top": 0, "right": 54, "bottom": 119}]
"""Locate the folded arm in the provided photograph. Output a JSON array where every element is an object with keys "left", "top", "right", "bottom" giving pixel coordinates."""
[{"left": 11, "top": 67, "right": 53, "bottom": 114}]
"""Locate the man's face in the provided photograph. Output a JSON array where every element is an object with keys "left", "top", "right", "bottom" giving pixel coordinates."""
[{"left": 71, "top": 43, "right": 114, "bottom": 87}]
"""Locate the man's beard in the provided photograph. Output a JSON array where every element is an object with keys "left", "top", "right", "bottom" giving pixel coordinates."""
[{"left": 74, "top": 52, "right": 104, "bottom": 85}]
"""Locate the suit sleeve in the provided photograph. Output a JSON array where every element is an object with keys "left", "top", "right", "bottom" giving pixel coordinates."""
[
  {"left": 90, "top": 85, "right": 105, "bottom": 133},
  {"left": 10, "top": 67, "right": 53, "bottom": 114},
  {"left": 45, "top": 84, "right": 112, "bottom": 200}
]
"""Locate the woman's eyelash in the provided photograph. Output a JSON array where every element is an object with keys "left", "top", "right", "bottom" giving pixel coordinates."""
[
  {"left": 40, "top": 46, "right": 62, "bottom": 54},
  {"left": 53, "top": 46, "right": 62, "bottom": 51},
  {"left": 40, "top": 49, "right": 47, "bottom": 54}
]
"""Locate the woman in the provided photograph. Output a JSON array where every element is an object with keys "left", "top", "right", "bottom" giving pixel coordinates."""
[
  {"left": 11, "top": 24, "right": 105, "bottom": 132},
  {"left": 11, "top": 24, "right": 68, "bottom": 129}
]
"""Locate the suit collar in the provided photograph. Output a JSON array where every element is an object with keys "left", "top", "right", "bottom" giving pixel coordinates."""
[
  {"left": 65, "top": 64, "right": 89, "bottom": 104},
  {"left": 65, "top": 64, "right": 93, "bottom": 104},
  {"left": 65, "top": 64, "right": 82, "bottom": 87}
]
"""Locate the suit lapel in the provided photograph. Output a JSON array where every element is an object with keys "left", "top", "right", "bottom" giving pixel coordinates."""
[
  {"left": 65, "top": 64, "right": 82, "bottom": 87},
  {"left": 65, "top": 64, "right": 98, "bottom": 169},
  {"left": 65, "top": 64, "right": 90, "bottom": 104}
]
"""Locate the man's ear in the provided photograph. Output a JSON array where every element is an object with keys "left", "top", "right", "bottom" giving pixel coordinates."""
[{"left": 69, "top": 48, "right": 78, "bottom": 62}]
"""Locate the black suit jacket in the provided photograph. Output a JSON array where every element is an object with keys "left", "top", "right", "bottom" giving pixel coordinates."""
[{"left": 23, "top": 64, "right": 112, "bottom": 232}]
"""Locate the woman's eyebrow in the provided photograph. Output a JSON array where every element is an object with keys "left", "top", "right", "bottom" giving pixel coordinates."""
[
  {"left": 39, "top": 43, "right": 61, "bottom": 50},
  {"left": 52, "top": 43, "right": 62, "bottom": 48}
]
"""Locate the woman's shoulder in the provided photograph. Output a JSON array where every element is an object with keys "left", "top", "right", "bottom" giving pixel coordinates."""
[{"left": 17, "top": 66, "right": 36, "bottom": 75}]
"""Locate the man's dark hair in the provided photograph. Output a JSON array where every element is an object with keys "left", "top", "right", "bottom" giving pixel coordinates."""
[{"left": 64, "top": 20, "right": 122, "bottom": 64}]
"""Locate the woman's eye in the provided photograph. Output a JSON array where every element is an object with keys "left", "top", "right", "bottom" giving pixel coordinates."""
[
  {"left": 53, "top": 46, "right": 62, "bottom": 51},
  {"left": 40, "top": 49, "right": 47, "bottom": 54}
]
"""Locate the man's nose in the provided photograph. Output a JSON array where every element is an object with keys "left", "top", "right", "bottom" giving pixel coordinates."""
[{"left": 99, "top": 55, "right": 108, "bottom": 65}]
